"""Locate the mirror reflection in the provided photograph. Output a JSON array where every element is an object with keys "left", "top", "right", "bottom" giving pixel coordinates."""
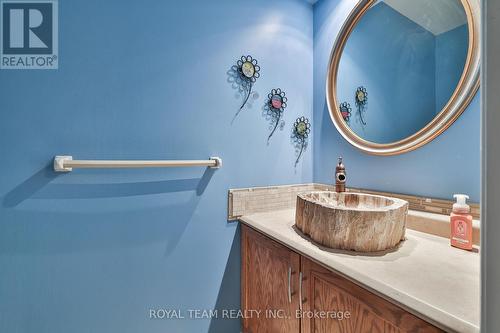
[{"left": 337, "top": 0, "right": 468, "bottom": 144}]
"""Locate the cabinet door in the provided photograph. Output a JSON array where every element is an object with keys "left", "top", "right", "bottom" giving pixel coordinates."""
[
  {"left": 241, "top": 225, "right": 301, "bottom": 333},
  {"left": 300, "top": 257, "right": 443, "bottom": 333}
]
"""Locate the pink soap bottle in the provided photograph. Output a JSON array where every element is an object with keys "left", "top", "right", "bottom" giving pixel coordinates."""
[{"left": 450, "top": 194, "right": 473, "bottom": 250}]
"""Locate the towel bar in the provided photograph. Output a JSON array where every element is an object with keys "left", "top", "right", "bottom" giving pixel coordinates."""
[{"left": 53, "top": 156, "right": 222, "bottom": 172}]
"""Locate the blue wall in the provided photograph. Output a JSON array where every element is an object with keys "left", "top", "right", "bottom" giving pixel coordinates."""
[
  {"left": 436, "top": 24, "right": 469, "bottom": 113},
  {"left": 0, "top": 1, "right": 313, "bottom": 332},
  {"left": 337, "top": 3, "right": 436, "bottom": 143},
  {"left": 313, "top": 0, "right": 480, "bottom": 202}
]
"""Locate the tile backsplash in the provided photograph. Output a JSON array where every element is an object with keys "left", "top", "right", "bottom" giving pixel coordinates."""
[
  {"left": 228, "top": 183, "right": 334, "bottom": 220},
  {"left": 228, "top": 183, "right": 480, "bottom": 220}
]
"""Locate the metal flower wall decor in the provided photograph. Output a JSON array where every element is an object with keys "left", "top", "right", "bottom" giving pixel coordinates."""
[
  {"left": 267, "top": 88, "right": 287, "bottom": 140},
  {"left": 293, "top": 116, "right": 311, "bottom": 166},
  {"left": 355, "top": 86, "right": 368, "bottom": 125},
  {"left": 237, "top": 55, "right": 261, "bottom": 110},
  {"left": 339, "top": 102, "right": 352, "bottom": 124}
]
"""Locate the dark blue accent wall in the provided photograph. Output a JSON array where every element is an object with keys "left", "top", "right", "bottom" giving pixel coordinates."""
[{"left": 0, "top": 1, "right": 313, "bottom": 332}]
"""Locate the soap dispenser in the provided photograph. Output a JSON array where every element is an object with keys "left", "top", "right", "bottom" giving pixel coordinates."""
[{"left": 450, "top": 194, "right": 473, "bottom": 250}]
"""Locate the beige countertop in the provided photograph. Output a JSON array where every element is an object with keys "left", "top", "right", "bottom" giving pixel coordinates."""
[{"left": 239, "top": 209, "right": 480, "bottom": 333}]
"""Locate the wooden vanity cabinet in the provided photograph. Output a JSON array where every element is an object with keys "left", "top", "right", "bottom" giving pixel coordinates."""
[
  {"left": 241, "top": 224, "right": 301, "bottom": 333},
  {"left": 300, "top": 257, "right": 443, "bottom": 333},
  {"left": 241, "top": 225, "right": 443, "bottom": 333}
]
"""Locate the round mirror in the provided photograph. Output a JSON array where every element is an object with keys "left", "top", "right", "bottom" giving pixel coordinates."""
[{"left": 326, "top": 0, "right": 480, "bottom": 155}]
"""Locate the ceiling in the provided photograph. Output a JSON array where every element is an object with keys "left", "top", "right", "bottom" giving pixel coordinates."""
[
  {"left": 382, "top": 0, "right": 468, "bottom": 35},
  {"left": 308, "top": 0, "right": 467, "bottom": 35}
]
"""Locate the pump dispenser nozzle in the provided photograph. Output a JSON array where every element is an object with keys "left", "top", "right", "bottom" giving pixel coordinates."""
[{"left": 453, "top": 194, "right": 470, "bottom": 213}]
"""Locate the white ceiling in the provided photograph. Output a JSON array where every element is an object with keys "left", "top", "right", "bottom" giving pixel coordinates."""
[{"left": 382, "top": 0, "right": 468, "bottom": 35}]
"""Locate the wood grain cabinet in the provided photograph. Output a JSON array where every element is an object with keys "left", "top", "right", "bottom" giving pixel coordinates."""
[
  {"left": 241, "top": 225, "right": 443, "bottom": 333},
  {"left": 241, "top": 224, "right": 301, "bottom": 333}
]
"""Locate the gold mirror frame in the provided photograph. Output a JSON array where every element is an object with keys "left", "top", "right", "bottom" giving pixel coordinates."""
[{"left": 326, "top": 0, "right": 480, "bottom": 156}]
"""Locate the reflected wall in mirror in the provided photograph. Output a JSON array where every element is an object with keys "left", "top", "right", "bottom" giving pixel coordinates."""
[
  {"left": 326, "top": 0, "right": 479, "bottom": 155},
  {"left": 339, "top": 0, "right": 468, "bottom": 143}
]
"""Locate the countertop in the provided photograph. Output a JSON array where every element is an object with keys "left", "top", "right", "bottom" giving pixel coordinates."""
[{"left": 239, "top": 209, "right": 480, "bottom": 333}]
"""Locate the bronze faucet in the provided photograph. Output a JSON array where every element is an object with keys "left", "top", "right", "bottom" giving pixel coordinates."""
[{"left": 335, "top": 157, "right": 346, "bottom": 192}]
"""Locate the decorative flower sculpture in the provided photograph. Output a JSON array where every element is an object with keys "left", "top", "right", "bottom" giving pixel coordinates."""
[
  {"left": 355, "top": 86, "right": 368, "bottom": 125},
  {"left": 293, "top": 116, "right": 311, "bottom": 165},
  {"left": 267, "top": 88, "right": 287, "bottom": 140},
  {"left": 339, "top": 102, "right": 352, "bottom": 123},
  {"left": 237, "top": 55, "right": 261, "bottom": 110}
]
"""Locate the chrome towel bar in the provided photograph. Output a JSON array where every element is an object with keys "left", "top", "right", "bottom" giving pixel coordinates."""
[{"left": 53, "top": 156, "right": 222, "bottom": 172}]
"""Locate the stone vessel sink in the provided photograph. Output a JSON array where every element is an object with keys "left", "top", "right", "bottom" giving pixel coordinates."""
[{"left": 295, "top": 191, "right": 408, "bottom": 252}]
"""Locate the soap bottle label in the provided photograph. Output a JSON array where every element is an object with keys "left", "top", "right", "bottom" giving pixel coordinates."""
[
  {"left": 451, "top": 218, "right": 471, "bottom": 247},
  {"left": 454, "top": 219, "right": 467, "bottom": 238}
]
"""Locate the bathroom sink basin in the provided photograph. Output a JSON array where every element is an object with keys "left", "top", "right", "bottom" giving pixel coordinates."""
[{"left": 295, "top": 191, "right": 408, "bottom": 252}]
